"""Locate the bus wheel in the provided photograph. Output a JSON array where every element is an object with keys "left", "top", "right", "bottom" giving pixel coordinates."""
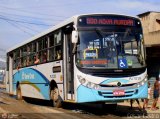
[
  {"left": 50, "top": 88, "right": 62, "bottom": 108},
  {"left": 16, "top": 85, "right": 23, "bottom": 100}
]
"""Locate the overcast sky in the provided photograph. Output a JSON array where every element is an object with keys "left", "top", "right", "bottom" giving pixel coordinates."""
[{"left": 0, "top": 0, "right": 160, "bottom": 56}]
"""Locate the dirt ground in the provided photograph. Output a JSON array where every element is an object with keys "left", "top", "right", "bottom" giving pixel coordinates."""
[{"left": 0, "top": 89, "right": 159, "bottom": 119}]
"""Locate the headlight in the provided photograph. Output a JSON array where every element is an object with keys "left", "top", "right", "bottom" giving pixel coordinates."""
[
  {"left": 77, "top": 75, "right": 100, "bottom": 90},
  {"left": 93, "top": 84, "right": 100, "bottom": 90},
  {"left": 141, "top": 82, "right": 144, "bottom": 85},
  {"left": 144, "top": 78, "right": 147, "bottom": 81},
  {"left": 86, "top": 82, "right": 92, "bottom": 88},
  {"left": 135, "top": 77, "right": 147, "bottom": 88},
  {"left": 77, "top": 75, "right": 86, "bottom": 84}
]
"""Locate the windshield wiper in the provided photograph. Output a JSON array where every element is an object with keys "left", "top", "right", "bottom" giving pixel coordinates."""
[{"left": 95, "top": 28, "right": 104, "bottom": 38}]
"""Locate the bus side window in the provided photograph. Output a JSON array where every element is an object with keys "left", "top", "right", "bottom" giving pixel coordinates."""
[
  {"left": 34, "top": 54, "right": 40, "bottom": 65},
  {"left": 55, "top": 46, "right": 62, "bottom": 60},
  {"left": 49, "top": 48, "right": 54, "bottom": 61},
  {"left": 42, "top": 52, "right": 47, "bottom": 63},
  {"left": 26, "top": 56, "right": 31, "bottom": 66}
]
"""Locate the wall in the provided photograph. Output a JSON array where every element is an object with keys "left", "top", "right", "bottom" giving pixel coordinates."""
[{"left": 149, "top": 12, "right": 160, "bottom": 32}]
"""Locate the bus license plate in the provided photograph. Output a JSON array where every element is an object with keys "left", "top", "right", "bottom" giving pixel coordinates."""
[{"left": 113, "top": 90, "right": 125, "bottom": 96}]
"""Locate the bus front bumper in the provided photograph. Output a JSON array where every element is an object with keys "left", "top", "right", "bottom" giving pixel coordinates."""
[{"left": 77, "top": 82, "right": 148, "bottom": 103}]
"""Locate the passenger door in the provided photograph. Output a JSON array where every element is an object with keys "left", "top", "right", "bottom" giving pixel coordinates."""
[{"left": 63, "top": 32, "right": 75, "bottom": 101}]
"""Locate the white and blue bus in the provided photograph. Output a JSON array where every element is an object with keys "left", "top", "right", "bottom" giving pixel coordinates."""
[{"left": 6, "top": 14, "right": 147, "bottom": 107}]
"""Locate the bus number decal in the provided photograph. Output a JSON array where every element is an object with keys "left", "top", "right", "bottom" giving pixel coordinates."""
[{"left": 129, "top": 77, "right": 141, "bottom": 80}]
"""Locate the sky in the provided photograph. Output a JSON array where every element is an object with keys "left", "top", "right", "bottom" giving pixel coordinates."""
[{"left": 0, "top": 0, "right": 160, "bottom": 60}]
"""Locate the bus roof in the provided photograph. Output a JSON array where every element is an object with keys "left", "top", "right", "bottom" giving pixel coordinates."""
[
  {"left": 7, "top": 16, "right": 76, "bottom": 53},
  {"left": 7, "top": 13, "right": 139, "bottom": 53}
]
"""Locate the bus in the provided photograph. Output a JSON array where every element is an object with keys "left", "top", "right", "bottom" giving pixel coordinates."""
[{"left": 6, "top": 14, "right": 147, "bottom": 108}]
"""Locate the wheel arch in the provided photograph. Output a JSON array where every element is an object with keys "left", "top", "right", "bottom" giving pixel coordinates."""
[
  {"left": 50, "top": 80, "right": 63, "bottom": 107},
  {"left": 50, "top": 80, "right": 58, "bottom": 91}
]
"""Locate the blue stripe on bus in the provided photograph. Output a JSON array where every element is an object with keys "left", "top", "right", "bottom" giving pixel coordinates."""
[{"left": 29, "top": 68, "right": 50, "bottom": 83}]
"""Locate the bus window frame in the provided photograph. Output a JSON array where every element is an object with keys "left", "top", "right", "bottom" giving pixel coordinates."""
[{"left": 12, "top": 29, "right": 63, "bottom": 70}]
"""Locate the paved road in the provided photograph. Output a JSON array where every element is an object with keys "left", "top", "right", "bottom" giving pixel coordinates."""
[{"left": 0, "top": 90, "right": 158, "bottom": 119}]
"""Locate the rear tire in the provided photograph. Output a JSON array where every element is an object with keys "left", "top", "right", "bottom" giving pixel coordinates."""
[
  {"left": 50, "top": 87, "right": 62, "bottom": 108},
  {"left": 16, "top": 85, "right": 23, "bottom": 100}
]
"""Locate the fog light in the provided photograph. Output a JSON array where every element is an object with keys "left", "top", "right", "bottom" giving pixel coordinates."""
[{"left": 144, "top": 78, "right": 147, "bottom": 81}]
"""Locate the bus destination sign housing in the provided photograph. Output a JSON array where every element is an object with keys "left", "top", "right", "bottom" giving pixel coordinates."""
[{"left": 78, "top": 15, "right": 139, "bottom": 27}]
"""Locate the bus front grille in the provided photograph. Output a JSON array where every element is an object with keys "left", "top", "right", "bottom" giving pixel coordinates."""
[
  {"left": 98, "top": 89, "right": 137, "bottom": 98},
  {"left": 100, "top": 83, "right": 136, "bottom": 87}
]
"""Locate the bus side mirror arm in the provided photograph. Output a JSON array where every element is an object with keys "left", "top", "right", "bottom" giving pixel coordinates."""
[
  {"left": 72, "top": 30, "right": 78, "bottom": 54},
  {"left": 72, "top": 43, "right": 77, "bottom": 54},
  {"left": 72, "top": 31, "right": 78, "bottom": 44}
]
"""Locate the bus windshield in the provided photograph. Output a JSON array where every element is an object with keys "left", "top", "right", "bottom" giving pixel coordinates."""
[{"left": 76, "top": 28, "right": 145, "bottom": 69}]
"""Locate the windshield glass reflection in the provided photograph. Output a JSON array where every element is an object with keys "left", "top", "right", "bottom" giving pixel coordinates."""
[{"left": 76, "top": 28, "right": 145, "bottom": 69}]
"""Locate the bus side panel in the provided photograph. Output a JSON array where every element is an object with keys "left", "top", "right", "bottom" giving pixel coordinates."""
[
  {"left": 13, "top": 83, "right": 50, "bottom": 100},
  {"left": 51, "top": 60, "right": 64, "bottom": 100},
  {"left": 13, "top": 68, "right": 50, "bottom": 100},
  {"left": 12, "top": 62, "right": 64, "bottom": 100}
]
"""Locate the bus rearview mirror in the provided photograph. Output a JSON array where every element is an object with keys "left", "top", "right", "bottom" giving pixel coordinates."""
[{"left": 72, "top": 31, "right": 78, "bottom": 44}]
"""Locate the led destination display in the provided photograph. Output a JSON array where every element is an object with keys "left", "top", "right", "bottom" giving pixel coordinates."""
[{"left": 78, "top": 15, "right": 138, "bottom": 27}]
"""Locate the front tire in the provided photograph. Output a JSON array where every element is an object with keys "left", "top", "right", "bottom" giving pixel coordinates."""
[{"left": 50, "top": 87, "right": 62, "bottom": 108}]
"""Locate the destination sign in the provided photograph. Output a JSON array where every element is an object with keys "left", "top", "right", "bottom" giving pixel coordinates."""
[
  {"left": 78, "top": 15, "right": 138, "bottom": 27},
  {"left": 80, "top": 60, "right": 108, "bottom": 65},
  {"left": 87, "top": 18, "right": 134, "bottom": 26}
]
